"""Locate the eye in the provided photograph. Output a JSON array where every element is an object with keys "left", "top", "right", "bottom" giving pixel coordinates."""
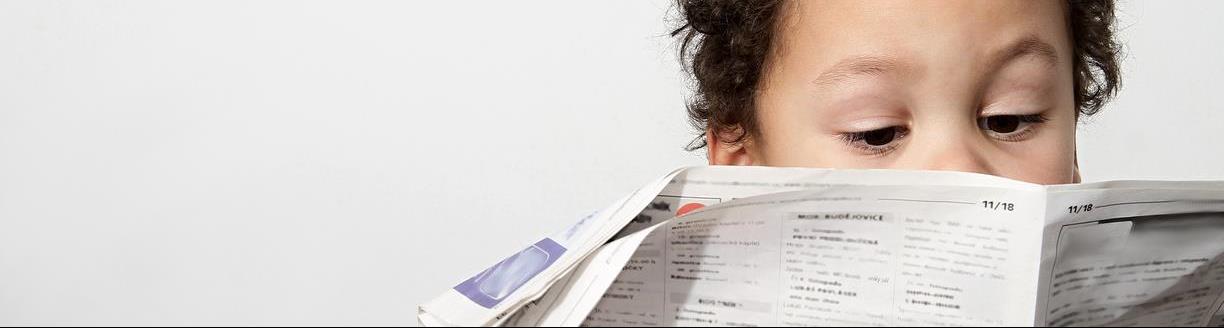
[
  {"left": 862, "top": 128, "right": 899, "bottom": 146},
  {"left": 978, "top": 114, "right": 1048, "bottom": 141},
  {"left": 841, "top": 126, "right": 909, "bottom": 155},
  {"left": 984, "top": 116, "right": 1020, "bottom": 133}
]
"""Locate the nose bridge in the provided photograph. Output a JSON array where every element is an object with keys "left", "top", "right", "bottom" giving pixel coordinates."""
[{"left": 912, "top": 124, "right": 995, "bottom": 175}]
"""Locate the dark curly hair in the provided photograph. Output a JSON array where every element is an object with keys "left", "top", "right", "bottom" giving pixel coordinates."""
[{"left": 672, "top": 0, "right": 1122, "bottom": 151}]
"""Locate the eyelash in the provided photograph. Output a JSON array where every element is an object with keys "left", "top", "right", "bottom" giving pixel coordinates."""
[{"left": 838, "top": 113, "right": 1050, "bottom": 156}]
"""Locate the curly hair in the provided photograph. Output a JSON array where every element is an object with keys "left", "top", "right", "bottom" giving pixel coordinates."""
[{"left": 671, "top": 0, "right": 1122, "bottom": 151}]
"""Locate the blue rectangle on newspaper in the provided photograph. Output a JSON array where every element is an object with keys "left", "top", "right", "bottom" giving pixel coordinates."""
[{"left": 453, "top": 238, "right": 567, "bottom": 309}]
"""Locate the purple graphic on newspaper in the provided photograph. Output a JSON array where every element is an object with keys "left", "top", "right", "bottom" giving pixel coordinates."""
[{"left": 454, "top": 238, "right": 567, "bottom": 308}]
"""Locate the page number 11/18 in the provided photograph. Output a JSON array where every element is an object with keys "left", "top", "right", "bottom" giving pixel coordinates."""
[
  {"left": 1068, "top": 204, "right": 1094, "bottom": 214},
  {"left": 982, "top": 201, "right": 1015, "bottom": 211}
]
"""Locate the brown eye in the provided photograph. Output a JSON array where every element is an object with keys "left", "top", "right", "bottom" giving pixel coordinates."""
[
  {"left": 978, "top": 114, "right": 1049, "bottom": 142},
  {"left": 983, "top": 115, "right": 1020, "bottom": 133},
  {"left": 862, "top": 127, "right": 898, "bottom": 146},
  {"left": 841, "top": 125, "right": 909, "bottom": 155}
]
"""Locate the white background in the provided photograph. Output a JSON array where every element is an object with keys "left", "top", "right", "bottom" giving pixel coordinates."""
[{"left": 0, "top": 1, "right": 1220, "bottom": 326}]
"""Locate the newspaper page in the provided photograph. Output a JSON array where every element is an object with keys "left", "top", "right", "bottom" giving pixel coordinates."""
[
  {"left": 422, "top": 166, "right": 1034, "bottom": 327},
  {"left": 1036, "top": 183, "right": 1224, "bottom": 326},
  {"left": 501, "top": 166, "right": 1040, "bottom": 326}
]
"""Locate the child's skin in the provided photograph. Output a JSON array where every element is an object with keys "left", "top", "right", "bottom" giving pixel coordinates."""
[{"left": 707, "top": 0, "right": 1081, "bottom": 185}]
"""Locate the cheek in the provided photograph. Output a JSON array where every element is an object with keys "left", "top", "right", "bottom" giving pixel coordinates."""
[
  {"left": 755, "top": 120, "right": 831, "bottom": 167},
  {"left": 996, "top": 124, "right": 1078, "bottom": 184},
  {"left": 753, "top": 112, "right": 847, "bottom": 168}
]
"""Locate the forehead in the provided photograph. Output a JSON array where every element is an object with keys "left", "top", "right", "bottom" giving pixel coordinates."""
[{"left": 770, "top": 0, "right": 1071, "bottom": 74}]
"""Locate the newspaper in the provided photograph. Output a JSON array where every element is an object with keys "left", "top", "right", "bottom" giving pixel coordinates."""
[{"left": 419, "top": 166, "right": 1224, "bottom": 327}]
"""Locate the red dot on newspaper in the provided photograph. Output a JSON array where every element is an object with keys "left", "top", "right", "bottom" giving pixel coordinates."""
[{"left": 676, "top": 203, "right": 705, "bottom": 217}]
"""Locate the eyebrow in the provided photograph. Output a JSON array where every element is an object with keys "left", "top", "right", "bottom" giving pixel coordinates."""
[
  {"left": 810, "top": 55, "right": 903, "bottom": 87},
  {"left": 809, "top": 36, "right": 1060, "bottom": 88},
  {"left": 989, "top": 36, "right": 1060, "bottom": 72}
]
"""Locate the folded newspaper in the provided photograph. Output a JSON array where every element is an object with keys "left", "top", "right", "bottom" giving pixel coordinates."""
[{"left": 419, "top": 166, "right": 1224, "bottom": 327}]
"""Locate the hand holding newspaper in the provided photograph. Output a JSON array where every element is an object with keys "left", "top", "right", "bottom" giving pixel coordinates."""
[{"left": 419, "top": 166, "right": 1224, "bottom": 327}]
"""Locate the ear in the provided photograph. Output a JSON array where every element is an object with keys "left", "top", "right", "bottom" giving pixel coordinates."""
[{"left": 706, "top": 128, "right": 757, "bottom": 166}]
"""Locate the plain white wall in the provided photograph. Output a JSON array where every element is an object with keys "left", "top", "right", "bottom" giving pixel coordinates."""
[{"left": 0, "top": 0, "right": 1219, "bottom": 326}]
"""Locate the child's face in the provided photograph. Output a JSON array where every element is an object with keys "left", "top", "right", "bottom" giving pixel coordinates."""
[{"left": 710, "top": 0, "right": 1080, "bottom": 184}]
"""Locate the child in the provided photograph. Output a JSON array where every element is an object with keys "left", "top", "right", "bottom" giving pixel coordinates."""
[{"left": 673, "top": 0, "right": 1120, "bottom": 184}]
